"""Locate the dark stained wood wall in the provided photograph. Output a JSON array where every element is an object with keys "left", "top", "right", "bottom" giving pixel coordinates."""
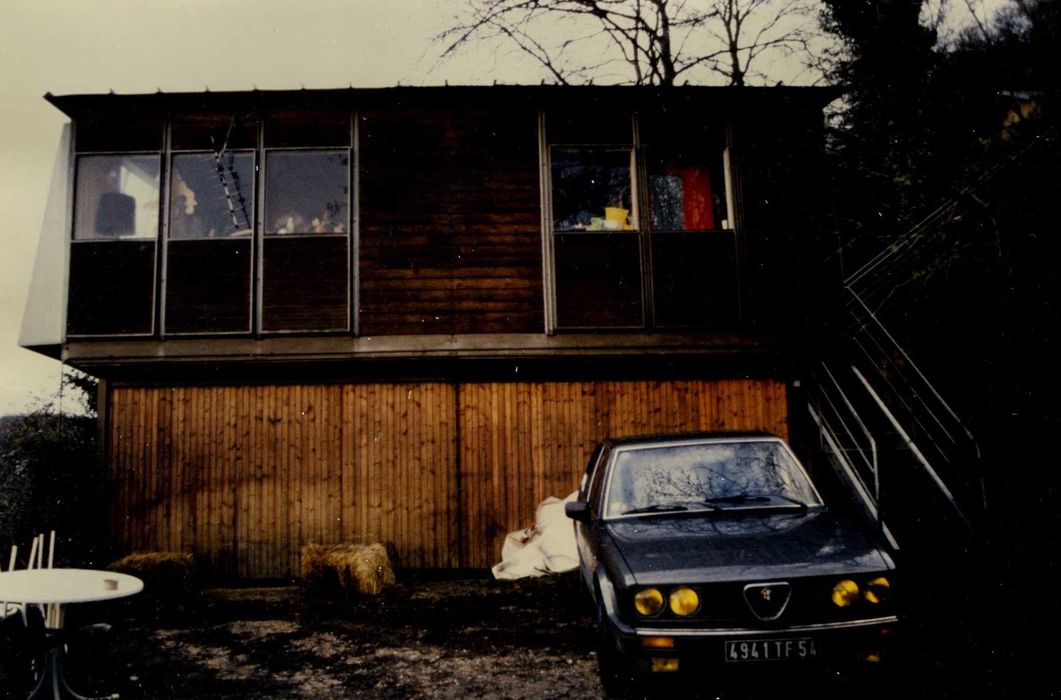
[
  {"left": 358, "top": 106, "right": 544, "bottom": 335},
  {"left": 107, "top": 379, "right": 788, "bottom": 577}
]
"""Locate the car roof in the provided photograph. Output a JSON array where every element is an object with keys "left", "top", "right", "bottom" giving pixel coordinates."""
[{"left": 602, "top": 431, "right": 783, "bottom": 449}]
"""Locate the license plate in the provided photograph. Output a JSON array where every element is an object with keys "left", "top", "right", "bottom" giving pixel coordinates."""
[{"left": 724, "top": 638, "right": 819, "bottom": 662}]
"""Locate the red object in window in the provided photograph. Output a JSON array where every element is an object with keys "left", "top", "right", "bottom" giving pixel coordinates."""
[{"left": 678, "top": 167, "right": 715, "bottom": 230}]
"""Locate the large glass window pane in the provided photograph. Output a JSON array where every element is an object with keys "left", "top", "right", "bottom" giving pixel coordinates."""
[
  {"left": 648, "top": 147, "right": 728, "bottom": 231},
  {"left": 170, "top": 153, "right": 255, "bottom": 239},
  {"left": 265, "top": 151, "right": 349, "bottom": 235},
  {"left": 74, "top": 155, "right": 160, "bottom": 240},
  {"left": 551, "top": 148, "right": 635, "bottom": 231}
]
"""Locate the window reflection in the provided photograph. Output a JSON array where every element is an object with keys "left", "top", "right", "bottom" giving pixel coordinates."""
[
  {"left": 74, "top": 155, "right": 160, "bottom": 239},
  {"left": 170, "top": 153, "right": 254, "bottom": 239},
  {"left": 605, "top": 441, "right": 821, "bottom": 517},
  {"left": 648, "top": 148, "right": 728, "bottom": 231},
  {"left": 551, "top": 148, "right": 635, "bottom": 231},
  {"left": 265, "top": 151, "right": 349, "bottom": 235}
]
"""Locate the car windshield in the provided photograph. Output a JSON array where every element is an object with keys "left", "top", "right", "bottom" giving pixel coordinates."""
[{"left": 603, "top": 440, "right": 823, "bottom": 518}]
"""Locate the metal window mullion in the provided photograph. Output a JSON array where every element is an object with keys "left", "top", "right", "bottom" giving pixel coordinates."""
[
  {"left": 254, "top": 114, "right": 265, "bottom": 337},
  {"left": 351, "top": 111, "right": 359, "bottom": 336},
  {"left": 724, "top": 122, "right": 745, "bottom": 324},
  {"left": 632, "top": 113, "right": 653, "bottom": 329},
  {"left": 538, "top": 110, "right": 556, "bottom": 334},
  {"left": 158, "top": 121, "right": 171, "bottom": 337}
]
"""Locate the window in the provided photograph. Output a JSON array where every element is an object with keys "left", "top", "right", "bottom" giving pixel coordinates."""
[
  {"left": 551, "top": 148, "right": 635, "bottom": 232},
  {"left": 647, "top": 147, "right": 728, "bottom": 232},
  {"left": 68, "top": 137, "right": 161, "bottom": 335},
  {"left": 67, "top": 109, "right": 357, "bottom": 338},
  {"left": 74, "top": 155, "right": 160, "bottom": 240},
  {"left": 264, "top": 151, "right": 349, "bottom": 235},
  {"left": 261, "top": 113, "right": 352, "bottom": 332},
  {"left": 170, "top": 153, "right": 254, "bottom": 239},
  {"left": 546, "top": 111, "right": 739, "bottom": 331},
  {"left": 164, "top": 146, "right": 256, "bottom": 334}
]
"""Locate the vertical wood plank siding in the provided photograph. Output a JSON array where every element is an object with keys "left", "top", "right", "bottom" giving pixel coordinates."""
[
  {"left": 358, "top": 106, "right": 544, "bottom": 335},
  {"left": 107, "top": 379, "right": 786, "bottom": 577}
]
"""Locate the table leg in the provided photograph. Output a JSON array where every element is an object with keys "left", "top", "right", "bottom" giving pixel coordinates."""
[{"left": 26, "top": 645, "right": 119, "bottom": 700}]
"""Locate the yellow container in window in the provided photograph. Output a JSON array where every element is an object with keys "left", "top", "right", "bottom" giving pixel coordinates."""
[{"left": 604, "top": 207, "right": 630, "bottom": 230}]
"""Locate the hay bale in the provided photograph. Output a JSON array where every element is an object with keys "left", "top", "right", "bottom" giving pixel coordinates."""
[
  {"left": 108, "top": 551, "right": 196, "bottom": 598},
  {"left": 300, "top": 543, "right": 395, "bottom": 596}
]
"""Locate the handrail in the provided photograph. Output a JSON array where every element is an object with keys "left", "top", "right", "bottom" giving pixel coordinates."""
[{"left": 852, "top": 366, "right": 973, "bottom": 531}]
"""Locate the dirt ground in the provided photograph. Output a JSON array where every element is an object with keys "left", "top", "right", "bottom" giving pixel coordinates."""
[
  {"left": 10, "top": 570, "right": 1043, "bottom": 700},
  {"left": 59, "top": 573, "right": 605, "bottom": 700}
]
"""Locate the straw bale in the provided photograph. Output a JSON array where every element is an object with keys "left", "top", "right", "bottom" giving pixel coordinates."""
[
  {"left": 299, "top": 542, "right": 395, "bottom": 596},
  {"left": 108, "top": 551, "right": 196, "bottom": 596}
]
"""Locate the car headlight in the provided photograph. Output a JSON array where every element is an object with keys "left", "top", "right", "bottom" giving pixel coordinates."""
[
  {"left": 864, "top": 576, "right": 891, "bottom": 604},
  {"left": 831, "top": 579, "right": 860, "bottom": 607},
  {"left": 668, "top": 587, "right": 700, "bottom": 616},
  {"left": 634, "top": 588, "right": 664, "bottom": 616}
]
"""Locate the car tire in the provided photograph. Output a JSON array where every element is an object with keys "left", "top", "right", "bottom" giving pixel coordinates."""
[{"left": 595, "top": 600, "right": 637, "bottom": 699}]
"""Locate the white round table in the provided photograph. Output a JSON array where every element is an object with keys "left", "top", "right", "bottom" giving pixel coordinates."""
[
  {"left": 0, "top": 568, "right": 143, "bottom": 700},
  {"left": 0, "top": 568, "right": 143, "bottom": 605}
]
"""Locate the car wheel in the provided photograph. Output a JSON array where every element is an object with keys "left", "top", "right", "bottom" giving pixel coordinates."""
[{"left": 595, "top": 600, "right": 637, "bottom": 699}]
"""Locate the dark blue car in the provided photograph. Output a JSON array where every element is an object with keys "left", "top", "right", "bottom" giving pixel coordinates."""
[{"left": 565, "top": 433, "right": 899, "bottom": 695}]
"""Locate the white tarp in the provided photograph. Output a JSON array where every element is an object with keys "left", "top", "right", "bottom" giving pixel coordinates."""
[{"left": 491, "top": 491, "right": 580, "bottom": 580}]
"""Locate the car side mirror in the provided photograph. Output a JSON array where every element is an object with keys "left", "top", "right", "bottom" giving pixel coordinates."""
[{"left": 565, "top": 500, "right": 593, "bottom": 523}]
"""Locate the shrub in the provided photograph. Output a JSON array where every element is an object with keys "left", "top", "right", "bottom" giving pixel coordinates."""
[
  {"left": 300, "top": 543, "right": 396, "bottom": 596},
  {"left": 0, "top": 411, "right": 103, "bottom": 564}
]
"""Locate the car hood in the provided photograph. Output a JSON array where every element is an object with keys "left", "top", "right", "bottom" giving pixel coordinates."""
[{"left": 602, "top": 509, "right": 892, "bottom": 585}]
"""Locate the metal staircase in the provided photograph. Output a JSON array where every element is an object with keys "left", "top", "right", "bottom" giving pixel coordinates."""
[{"left": 803, "top": 290, "right": 986, "bottom": 556}]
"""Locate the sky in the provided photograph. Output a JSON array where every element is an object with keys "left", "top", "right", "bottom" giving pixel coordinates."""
[{"left": 0, "top": 0, "right": 1005, "bottom": 416}]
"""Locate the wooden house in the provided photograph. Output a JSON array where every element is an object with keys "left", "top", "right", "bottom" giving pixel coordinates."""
[{"left": 20, "top": 85, "right": 835, "bottom": 579}]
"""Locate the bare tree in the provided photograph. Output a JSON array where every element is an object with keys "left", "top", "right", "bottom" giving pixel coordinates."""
[{"left": 436, "top": 0, "right": 827, "bottom": 86}]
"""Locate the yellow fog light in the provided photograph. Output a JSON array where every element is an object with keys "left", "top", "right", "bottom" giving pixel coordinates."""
[
  {"left": 668, "top": 587, "right": 700, "bottom": 616},
  {"left": 641, "top": 636, "right": 675, "bottom": 649},
  {"left": 634, "top": 588, "right": 664, "bottom": 616},
  {"left": 831, "top": 579, "right": 860, "bottom": 607},
  {"left": 864, "top": 576, "right": 891, "bottom": 604},
  {"left": 651, "top": 657, "right": 680, "bottom": 673}
]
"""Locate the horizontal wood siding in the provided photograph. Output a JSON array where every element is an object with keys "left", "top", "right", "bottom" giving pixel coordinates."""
[
  {"left": 358, "top": 106, "right": 544, "bottom": 335},
  {"left": 107, "top": 379, "right": 786, "bottom": 577}
]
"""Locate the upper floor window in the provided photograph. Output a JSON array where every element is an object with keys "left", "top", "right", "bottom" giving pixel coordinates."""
[
  {"left": 545, "top": 110, "right": 739, "bottom": 331},
  {"left": 170, "top": 153, "right": 255, "bottom": 239},
  {"left": 264, "top": 151, "right": 349, "bottom": 235},
  {"left": 260, "top": 112, "right": 353, "bottom": 333},
  {"left": 67, "top": 118, "right": 163, "bottom": 337},
  {"left": 73, "top": 155, "right": 160, "bottom": 240},
  {"left": 551, "top": 148, "right": 635, "bottom": 232},
  {"left": 647, "top": 147, "right": 729, "bottom": 231},
  {"left": 66, "top": 110, "right": 356, "bottom": 338}
]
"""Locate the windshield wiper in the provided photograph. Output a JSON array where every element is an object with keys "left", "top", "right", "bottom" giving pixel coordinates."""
[
  {"left": 703, "top": 493, "right": 809, "bottom": 510},
  {"left": 622, "top": 503, "right": 691, "bottom": 515}
]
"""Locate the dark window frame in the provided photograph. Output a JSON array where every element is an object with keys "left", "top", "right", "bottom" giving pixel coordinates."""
[
  {"left": 67, "top": 145, "right": 162, "bottom": 339},
  {"left": 161, "top": 148, "right": 258, "bottom": 336},
  {"left": 67, "top": 112, "right": 360, "bottom": 339},
  {"left": 257, "top": 114, "right": 356, "bottom": 335},
  {"left": 542, "top": 113, "right": 739, "bottom": 333}
]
